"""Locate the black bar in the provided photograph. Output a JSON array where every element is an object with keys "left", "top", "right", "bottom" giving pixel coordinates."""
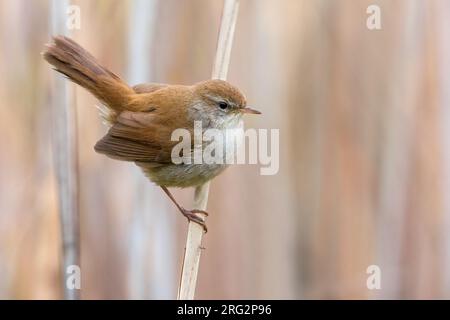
[{"left": 0, "top": 300, "right": 444, "bottom": 318}]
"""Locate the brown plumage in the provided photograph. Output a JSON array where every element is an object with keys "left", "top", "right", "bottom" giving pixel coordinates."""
[{"left": 43, "top": 36, "right": 260, "bottom": 231}]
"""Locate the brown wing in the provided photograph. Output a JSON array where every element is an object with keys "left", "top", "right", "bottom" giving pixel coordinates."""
[
  {"left": 94, "top": 109, "right": 194, "bottom": 164},
  {"left": 95, "top": 84, "right": 194, "bottom": 164},
  {"left": 132, "top": 83, "right": 168, "bottom": 94},
  {"left": 94, "top": 111, "right": 176, "bottom": 163}
]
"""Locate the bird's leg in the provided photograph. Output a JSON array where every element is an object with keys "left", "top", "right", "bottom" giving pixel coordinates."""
[{"left": 160, "top": 186, "right": 208, "bottom": 233}]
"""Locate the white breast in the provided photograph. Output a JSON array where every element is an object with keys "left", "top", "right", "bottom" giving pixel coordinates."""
[{"left": 141, "top": 116, "right": 244, "bottom": 188}]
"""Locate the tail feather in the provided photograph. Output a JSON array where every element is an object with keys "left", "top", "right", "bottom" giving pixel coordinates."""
[{"left": 43, "top": 36, "right": 134, "bottom": 113}]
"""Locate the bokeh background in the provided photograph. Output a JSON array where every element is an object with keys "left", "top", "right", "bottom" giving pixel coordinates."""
[{"left": 1, "top": 0, "right": 449, "bottom": 299}]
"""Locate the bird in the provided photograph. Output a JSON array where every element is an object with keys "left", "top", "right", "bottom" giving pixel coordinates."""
[{"left": 43, "top": 36, "right": 260, "bottom": 232}]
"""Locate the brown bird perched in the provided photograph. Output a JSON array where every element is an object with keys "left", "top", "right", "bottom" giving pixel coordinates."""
[{"left": 43, "top": 36, "right": 260, "bottom": 232}]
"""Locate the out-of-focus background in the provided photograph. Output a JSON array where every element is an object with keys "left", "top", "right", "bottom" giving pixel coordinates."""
[{"left": 0, "top": 0, "right": 449, "bottom": 299}]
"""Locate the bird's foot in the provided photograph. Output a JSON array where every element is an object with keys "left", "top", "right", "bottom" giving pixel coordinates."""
[{"left": 181, "top": 208, "right": 208, "bottom": 233}]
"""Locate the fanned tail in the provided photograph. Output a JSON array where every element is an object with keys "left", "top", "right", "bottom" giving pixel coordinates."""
[{"left": 43, "top": 36, "right": 134, "bottom": 114}]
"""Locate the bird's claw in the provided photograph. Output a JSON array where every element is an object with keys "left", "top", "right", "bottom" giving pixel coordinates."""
[{"left": 181, "top": 208, "right": 208, "bottom": 233}]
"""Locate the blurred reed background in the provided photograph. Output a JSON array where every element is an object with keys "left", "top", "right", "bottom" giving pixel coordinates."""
[{"left": 0, "top": 0, "right": 449, "bottom": 299}]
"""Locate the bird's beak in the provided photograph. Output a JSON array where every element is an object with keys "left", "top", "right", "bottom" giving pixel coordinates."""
[{"left": 240, "top": 107, "right": 261, "bottom": 115}]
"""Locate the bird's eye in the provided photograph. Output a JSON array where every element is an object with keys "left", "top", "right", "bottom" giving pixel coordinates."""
[{"left": 218, "top": 101, "right": 229, "bottom": 110}]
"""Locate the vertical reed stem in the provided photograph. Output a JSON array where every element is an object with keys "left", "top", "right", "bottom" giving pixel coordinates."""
[
  {"left": 50, "top": 0, "right": 80, "bottom": 300},
  {"left": 177, "top": 0, "right": 240, "bottom": 300}
]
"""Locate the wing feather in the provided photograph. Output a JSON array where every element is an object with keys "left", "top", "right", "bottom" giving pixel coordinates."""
[
  {"left": 94, "top": 110, "right": 182, "bottom": 164},
  {"left": 95, "top": 84, "right": 194, "bottom": 165},
  {"left": 132, "top": 83, "right": 168, "bottom": 94}
]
